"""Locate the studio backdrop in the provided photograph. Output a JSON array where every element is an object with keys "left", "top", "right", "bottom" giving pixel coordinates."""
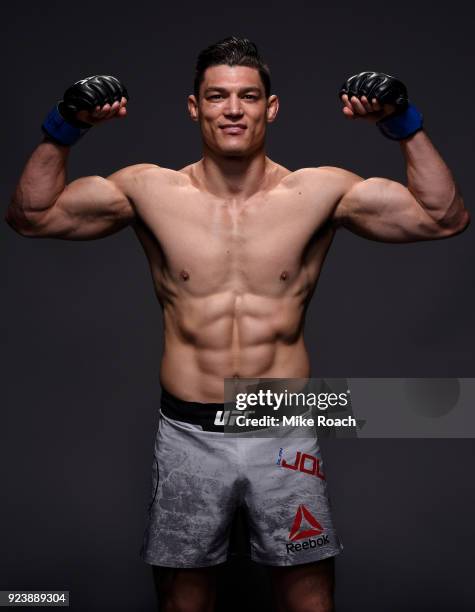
[{"left": 1, "top": 1, "right": 474, "bottom": 610}]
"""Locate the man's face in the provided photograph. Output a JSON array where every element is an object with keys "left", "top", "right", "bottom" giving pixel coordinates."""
[{"left": 188, "top": 65, "right": 279, "bottom": 157}]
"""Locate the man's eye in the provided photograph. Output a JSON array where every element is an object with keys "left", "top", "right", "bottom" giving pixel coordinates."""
[
  {"left": 244, "top": 95, "right": 257, "bottom": 100},
  {"left": 209, "top": 94, "right": 223, "bottom": 100}
]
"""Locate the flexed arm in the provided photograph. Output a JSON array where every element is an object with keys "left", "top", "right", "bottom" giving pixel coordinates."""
[
  {"left": 332, "top": 71, "right": 469, "bottom": 242},
  {"left": 6, "top": 75, "right": 151, "bottom": 240}
]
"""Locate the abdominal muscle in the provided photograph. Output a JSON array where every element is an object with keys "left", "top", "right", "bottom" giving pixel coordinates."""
[{"left": 159, "top": 289, "right": 310, "bottom": 402}]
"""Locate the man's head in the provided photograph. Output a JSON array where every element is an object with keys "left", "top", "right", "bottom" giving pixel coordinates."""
[{"left": 188, "top": 36, "right": 279, "bottom": 157}]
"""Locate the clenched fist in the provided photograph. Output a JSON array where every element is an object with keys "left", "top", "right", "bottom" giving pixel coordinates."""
[
  {"left": 338, "top": 71, "right": 407, "bottom": 122},
  {"left": 61, "top": 75, "right": 129, "bottom": 126},
  {"left": 337, "top": 71, "right": 423, "bottom": 140},
  {"left": 42, "top": 75, "right": 129, "bottom": 146}
]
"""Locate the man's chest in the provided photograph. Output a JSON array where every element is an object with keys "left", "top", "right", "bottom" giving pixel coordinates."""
[{"left": 133, "top": 187, "right": 333, "bottom": 295}]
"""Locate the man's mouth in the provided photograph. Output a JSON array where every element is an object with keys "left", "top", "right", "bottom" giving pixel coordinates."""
[{"left": 220, "top": 124, "right": 247, "bottom": 135}]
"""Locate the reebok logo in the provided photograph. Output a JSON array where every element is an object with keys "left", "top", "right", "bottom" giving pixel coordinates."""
[
  {"left": 289, "top": 504, "right": 323, "bottom": 541},
  {"left": 286, "top": 504, "right": 329, "bottom": 553}
]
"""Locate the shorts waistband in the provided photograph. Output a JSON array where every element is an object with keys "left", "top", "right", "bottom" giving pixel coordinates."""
[{"left": 160, "top": 388, "right": 231, "bottom": 432}]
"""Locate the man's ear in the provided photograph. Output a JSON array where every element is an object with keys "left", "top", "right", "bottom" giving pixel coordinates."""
[
  {"left": 188, "top": 95, "right": 199, "bottom": 122},
  {"left": 266, "top": 94, "right": 279, "bottom": 123}
]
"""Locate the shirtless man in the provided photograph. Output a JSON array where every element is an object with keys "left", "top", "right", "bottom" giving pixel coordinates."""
[{"left": 6, "top": 37, "right": 469, "bottom": 612}]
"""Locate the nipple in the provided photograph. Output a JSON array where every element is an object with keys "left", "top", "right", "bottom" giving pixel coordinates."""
[
  {"left": 180, "top": 269, "right": 190, "bottom": 281},
  {"left": 280, "top": 270, "right": 289, "bottom": 281}
]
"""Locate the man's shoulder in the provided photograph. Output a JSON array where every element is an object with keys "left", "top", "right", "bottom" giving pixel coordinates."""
[
  {"left": 107, "top": 164, "right": 190, "bottom": 191},
  {"left": 277, "top": 167, "right": 365, "bottom": 222},
  {"left": 279, "top": 168, "right": 365, "bottom": 214},
  {"left": 283, "top": 166, "right": 362, "bottom": 189}
]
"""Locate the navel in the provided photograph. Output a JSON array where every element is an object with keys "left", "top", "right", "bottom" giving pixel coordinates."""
[
  {"left": 280, "top": 270, "right": 289, "bottom": 281},
  {"left": 180, "top": 269, "right": 190, "bottom": 281}
]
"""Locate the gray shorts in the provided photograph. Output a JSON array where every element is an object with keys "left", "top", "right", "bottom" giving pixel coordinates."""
[{"left": 140, "top": 390, "right": 343, "bottom": 568}]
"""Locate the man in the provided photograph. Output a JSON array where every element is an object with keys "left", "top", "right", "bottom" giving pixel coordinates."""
[{"left": 6, "top": 36, "right": 469, "bottom": 612}]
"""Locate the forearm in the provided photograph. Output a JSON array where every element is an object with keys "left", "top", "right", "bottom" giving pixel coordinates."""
[
  {"left": 401, "top": 130, "right": 466, "bottom": 226},
  {"left": 6, "top": 138, "right": 69, "bottom": 230}
]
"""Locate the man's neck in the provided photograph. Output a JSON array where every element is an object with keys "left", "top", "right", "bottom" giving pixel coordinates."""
[{"left": 194, "top": 147, "right": 273, "bottom": 200}]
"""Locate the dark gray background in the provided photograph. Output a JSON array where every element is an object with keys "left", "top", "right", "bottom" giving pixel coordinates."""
[{"left": 2, "top": 0, "right": 474, "bottom": 610}]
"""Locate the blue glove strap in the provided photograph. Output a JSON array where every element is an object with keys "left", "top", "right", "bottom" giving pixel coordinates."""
[
  {"left": 377, "top": 103, "right": 423, "bottom": 141},
  {"left": 42, "top": 104, "right": 91, "bottom": 146}
]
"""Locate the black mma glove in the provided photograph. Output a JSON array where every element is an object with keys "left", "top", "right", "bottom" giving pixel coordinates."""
[
  {"left": 339, "top": 71, "right": 423, "bottom": 140},
  {"left": 42, "top": 75, "right": 129, "bottom": 146}
]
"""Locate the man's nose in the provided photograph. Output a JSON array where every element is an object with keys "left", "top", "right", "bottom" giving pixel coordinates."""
[{"left": 223, "top": 94, "right": 243, "bottom": 116}]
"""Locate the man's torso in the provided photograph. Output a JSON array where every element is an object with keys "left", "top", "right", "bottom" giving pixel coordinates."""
[{"left": 123, "top": 159, "right": 348, "bottom": 401}]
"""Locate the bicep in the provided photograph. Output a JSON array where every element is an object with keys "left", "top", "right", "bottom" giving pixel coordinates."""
[
  {"left": 23, "top": 174, "right": 135, "bottom": 240},
  {"left": 335, "top": 177, "right": 452, "bottom": 243}
]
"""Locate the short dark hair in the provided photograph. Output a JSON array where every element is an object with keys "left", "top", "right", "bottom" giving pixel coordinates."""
[{"left": 193, "top": 36, "right": 271, "bottom": 99}]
